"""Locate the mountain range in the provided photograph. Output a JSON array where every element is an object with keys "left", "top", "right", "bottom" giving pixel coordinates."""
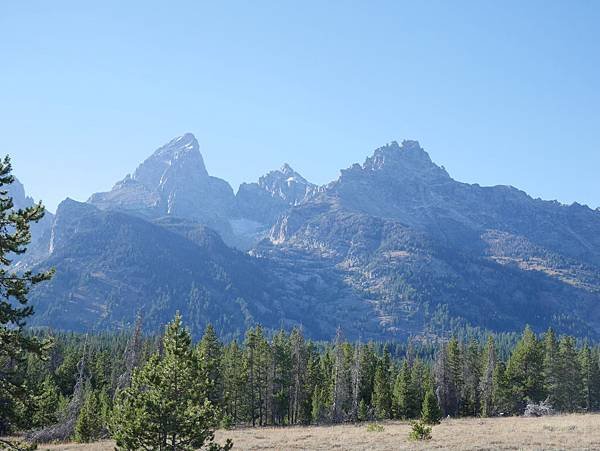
[{"left": 14, "top": 134, "right": 600, "bottom": 340}]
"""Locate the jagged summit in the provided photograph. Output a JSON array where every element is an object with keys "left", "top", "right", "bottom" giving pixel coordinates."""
[
  {"left": 154, "top": 132, "right": 198, "bottom": 155},
  {"left": 7, "top": 177, "right": 34, "bottom": 208},
  {"left": 88, "top": 133, "right": 235, "bottom": 226},
  {"left": 364, "top": 140, "right": 440, "bottom": 172},
  {"left": 334, "top": 140, "right": 449, "bottom": 188},
  {"left": 133, "top": 133, "right": 208, "bottom": 188},
  {"left": 261, "top": 163, "right": 310, "bottom": 187},
  {"left": 279, "top": 163, "right": 300, "bottom": 177},
  {"left": 256, "top": 164, "right": 315, "bottom": 205}
]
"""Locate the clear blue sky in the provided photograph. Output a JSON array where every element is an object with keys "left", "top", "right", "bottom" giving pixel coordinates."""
[{"left": 1, "top": 1, "right": 598, "bottom": 212}]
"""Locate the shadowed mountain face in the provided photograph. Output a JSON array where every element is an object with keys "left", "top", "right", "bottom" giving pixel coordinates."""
[
  {"left": 30, "top": 198, "right": 378, "bottom": 339},
  {"left": 19, "top": 135, "right": 600, "bottom": 339}
]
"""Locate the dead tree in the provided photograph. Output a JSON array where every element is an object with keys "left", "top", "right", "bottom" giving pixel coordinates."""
[{"left": 115, "top": 312, "right": 144, "bottom": 394}]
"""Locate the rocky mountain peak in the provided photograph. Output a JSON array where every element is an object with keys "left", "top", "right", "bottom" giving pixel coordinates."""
[
  {"left": 365, "top": 140, "right": 436, "bottom": 170},
  {"left": 88, "top": 134, "right": 236, "bottom": 236},
  {"left": 132, "top": 133, "right": 208, "bottom": 190},
  {"left": 261, "top": 164, "right": 309, "bottom": 186},
  {"left": 7, "top": 177, "right": 33, "bottom": 209},
  {"left": 335, "top": 140, "right": 449, "bottom": 186},
  {"left": 279, "top": 163, "right": 296, "bottom": 176},
  {"left": 257, "top": 164, "right": 314, "bottom": 205}
]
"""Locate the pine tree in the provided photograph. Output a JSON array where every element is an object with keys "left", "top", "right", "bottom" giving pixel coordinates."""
[
  {"left": 197, "top": 323, "right": 224, "bottom": 409},
  {"left": 542, "top": 328, "right": 561, "bottom": 407},
  {"left": 372, "top": 358, "right": 391, "bottom": 420},
  {"left": 479, "top": 336, "right": 497, "bottom": 417},
  {"left": 349, "top": 343, "right": 362, "bottom": 422},
  {"left": 421, "top": 389, "right": 442, "bottom": 425},
  {"left": 222, "top": 340, "right": 244, "bottom": 423},
  {"left": 311, "top": 387, "right": 327, "bottom": 424},
  {"left": 271, "top": 330, "right": 292, "bottom": 425},
  {"left": 0, "top": 156, "right": 53, "bottom": 436},
  {"left": 111, "top": 314, "right": 232, "bottom": 451},
  {"left": 556, "top": 336, "right": 583, "bottom": 412},
  {"left": 392, "top": 360, "right": 412, "bottom": 419},
  {"left": 447, "top": 337, "right": 464, "bottom": 416},
  {"left": 358, "top": 343, "right": 377, "bottom": 408},
  {"left": 32, "top": 375, "right": 62, "bottom": 428},
  {"left": 579, "top": 343, "right": 593, "bottom": 412},
  {"left": 290, "top": 328, "right": 308, "bottom": 425},
  {"left": 589, "top": 348, "right": 600, "bottom": 411},
  {"left": 461, "top": 340, "right": 481, "bottom": 416},
  {"left": 98, "top": 387, "right": 111, "bottom": 432},
  {"left": 74, "top": 387, "right": 103, "bottom": 443},
  {"left": 434, "top": 342, "right": 451, "bottom": 417},
  {"left": 331, "top": 328, "right": 349, "bottom": 422},
  {"left": 409, "top": 359, "right": 428, "bottom": 418},
  {"left": 492, "top": 360, "right": 511, "bottom": 414},
  {"left": 358, "top": 398, "right": 369, "bottom": 421},
  {"left": 503, "top": 326, "right": 544, "bottom": 414}
]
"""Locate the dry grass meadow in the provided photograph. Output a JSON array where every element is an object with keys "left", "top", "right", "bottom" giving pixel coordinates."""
[{"left": 22, "top": 413, "right": 600, "bottom": 450}]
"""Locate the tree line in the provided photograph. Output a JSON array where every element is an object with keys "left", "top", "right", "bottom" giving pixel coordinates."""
[{"left": 4, "top": 320, "right": 600, "bottom": 439}]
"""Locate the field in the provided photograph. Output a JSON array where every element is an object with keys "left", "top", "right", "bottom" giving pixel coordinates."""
[{"left": 21, "top": 414, "right": 600, "bottom": 450}]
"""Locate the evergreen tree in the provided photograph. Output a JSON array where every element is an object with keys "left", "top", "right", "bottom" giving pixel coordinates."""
[
  {"left": 434, "top": 342, "right": 452, "bottom": 417},
  {"left": 579, "top": 343, "right": 593, "bottom": 412},
  {"left": 447, "top": 337, "right": 464, "bottom": 416},
  {"left": 588, "top": 348, "right": 600, "bottom": 411},
  {"left": 492, "top": 360, "right": 511, "bottom": 415},
  {"left": 74, "top": 387, "right": 103, "bottom": 443},
  {"left": 271, "top": 330, "right": 292, "bottom": 425},
  {"left": 197, "top": 323, "right": 224, "bottom": 409},
  {"left": 358, "top": 343, "right": 377, "bottom": 409},
  {"left": 542, "top": 328, "right": 561, "bottom": 406},
  {"left": 32, "top": 375, "right": 62, "bottom": 428},
  {"left": 0, "top": 156, "right": 53, "bottom": 436},
  {"left": 330, "top": 328, "right": 349, "bottom": 422},
  {"left": 311, "top": 387, "right": 328, "bottom": 424},
  {"left": 461, "top": 340, "right": 481, "bottom": 416},
  {"left": 556, "top": 336, "right": 583, "bottom": 412},
  {"left": 289, "top": 328, "right": 309, "bottom": 424},
  {"left": 111, "top": 314, "right": 232, "bottom": 451},
  {"left": 358, "top": 398, "right": 369, "bottom": 421},
  {"left": 479, "top": 336, "right": 497, "bottom": 417},
  {"left": 222, "top": 340, "right": 244, "bottom": 423},
  {"left": 409, "top": 359, "right": 429, "bottom": 418},
  {"left": 372, "top": 358, "right": 391, "bottom": 420},
  {"left": 392, "top": 360, "right": 412, "bottom": 419},
  {"left": 503, "top": 326, "right": 544, "bottom": 414},
  {"left": 421, "top": 389, "right": 442, "bottom": 425}
]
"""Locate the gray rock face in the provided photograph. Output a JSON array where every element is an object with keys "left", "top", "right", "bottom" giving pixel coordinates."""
[
  {"left": 265, "top": 140, "right": 600, "bottom": 338},
  {"left": 89, "top": 133, "right": 238, "bottom": 245},
  {"left": 234, "top": 163, "right": 318, "bottom": 246},
  {"left": 9, "top": 177, "right": 54, "bottom": 268},
  {"left": 20, "top": 136, "right": 600, "bottom": 340}
]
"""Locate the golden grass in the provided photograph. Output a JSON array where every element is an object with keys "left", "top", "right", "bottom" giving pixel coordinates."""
[{"left": 15, "top": 413, "right": 600, "bottom": 450}]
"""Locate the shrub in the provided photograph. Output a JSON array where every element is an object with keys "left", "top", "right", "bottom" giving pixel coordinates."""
[
  {"left": 366, "top": 423, "right": 385, "bottom": 432},
  {"left": 220, "top": 414, "right": 234, "bottom": 430},
  {"left": 409, "top": 420, "right": 432, "bottom": 441},
  {"left": 524, "top": 399, "right": 554, "bottom": 417}
]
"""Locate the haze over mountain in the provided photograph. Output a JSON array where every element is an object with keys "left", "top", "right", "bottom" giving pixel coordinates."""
[{"left": 15, "top": 134, "right": 600, "bottom": 339}]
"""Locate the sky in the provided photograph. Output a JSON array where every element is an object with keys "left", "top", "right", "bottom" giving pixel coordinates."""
[{"left": 1, "top": 1, "right": 599, "bottom": 212}]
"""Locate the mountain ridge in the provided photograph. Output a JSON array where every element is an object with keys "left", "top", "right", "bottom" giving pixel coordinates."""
[{"left": 14, "top": 133, "right": 600, "bottom": 340}]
